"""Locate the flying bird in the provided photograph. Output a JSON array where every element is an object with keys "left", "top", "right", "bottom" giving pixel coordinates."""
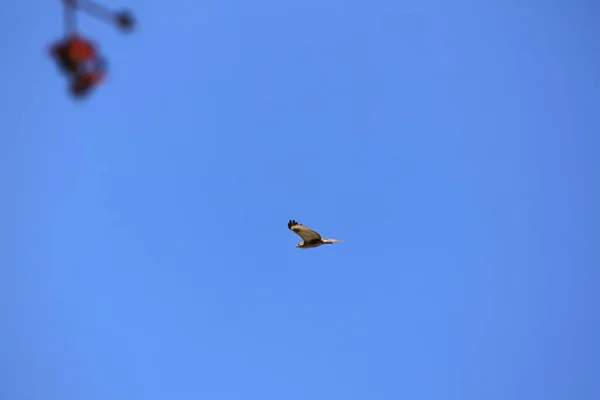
[{"left": 287, "top": 220, "right": 343, "bottom": 249}]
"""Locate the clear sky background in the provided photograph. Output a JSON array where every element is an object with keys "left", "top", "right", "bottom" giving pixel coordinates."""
[{"left": 1, "top": 0, "right": 598, "bottom": 399}]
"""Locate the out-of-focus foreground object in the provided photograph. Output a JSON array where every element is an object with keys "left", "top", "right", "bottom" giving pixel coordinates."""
[{"left": 48, "top": 0, "right": 136, "bottom": 99}]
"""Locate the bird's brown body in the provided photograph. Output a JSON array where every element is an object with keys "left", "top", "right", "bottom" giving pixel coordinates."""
[{"left": 287, "top": 220, "right": 342, "bottom": 249}]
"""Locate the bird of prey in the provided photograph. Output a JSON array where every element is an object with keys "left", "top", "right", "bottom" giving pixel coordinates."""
[{"left": 287, "top": 220, "right": 343, "bottom": 249}]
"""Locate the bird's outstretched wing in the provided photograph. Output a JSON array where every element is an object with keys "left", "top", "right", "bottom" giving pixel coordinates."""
[{"left": 288, "top": 220, "right": 321, "bottom": 242}]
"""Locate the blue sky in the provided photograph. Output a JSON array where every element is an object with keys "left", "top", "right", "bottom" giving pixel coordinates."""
[{"left": 1, "top": 0, "right": 599, "bottom": 399}]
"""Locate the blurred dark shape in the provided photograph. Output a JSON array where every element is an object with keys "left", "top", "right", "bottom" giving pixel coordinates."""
[{"left": 116, "top": 11, "right": 135, "bottom": 31}]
